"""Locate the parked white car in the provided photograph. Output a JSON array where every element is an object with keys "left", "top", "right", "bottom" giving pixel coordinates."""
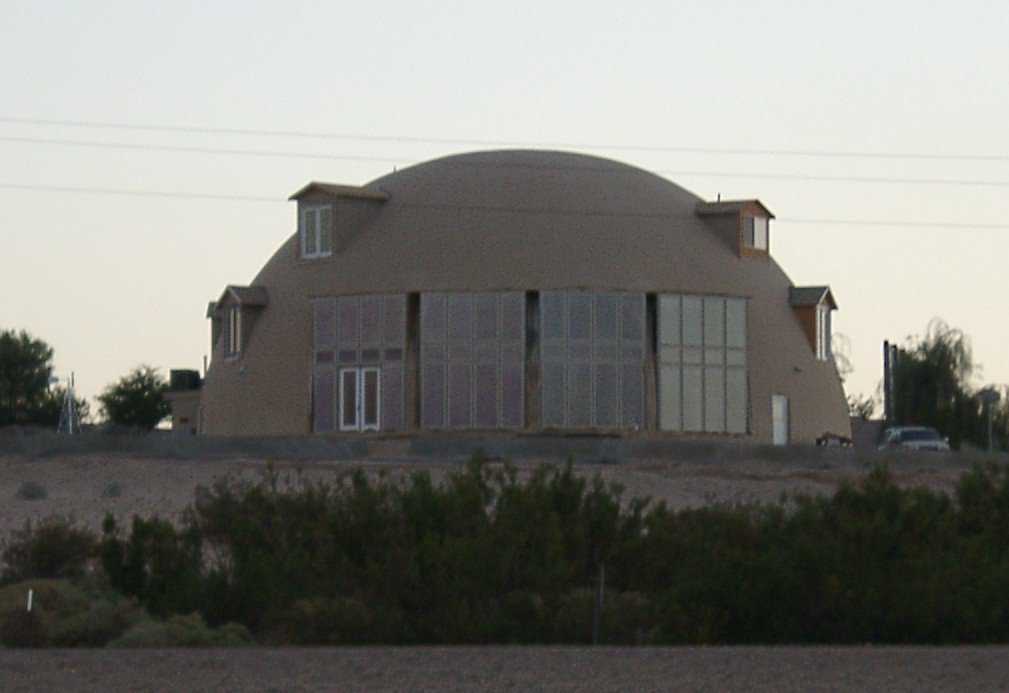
[{"left": 878, "top": 426, "right": 951, "bottom": 452}]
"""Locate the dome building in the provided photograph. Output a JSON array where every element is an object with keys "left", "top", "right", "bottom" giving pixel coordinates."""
[{"left": 189, "top": 150, "right": 850, "bottom": 444}]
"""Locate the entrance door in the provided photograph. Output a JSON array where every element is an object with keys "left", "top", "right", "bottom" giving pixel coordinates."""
[
  {"left": 772, "top": 394, "right": 789, "bottom": 446},
  {"left": 340, "top": 367, "right": 381, "bottom": 432}
]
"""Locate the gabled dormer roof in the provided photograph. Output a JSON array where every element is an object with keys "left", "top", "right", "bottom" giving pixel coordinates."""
[
  {"left": 288, "top": 182, "right": 390, "bottom": 202},
  {"left": 216, "top": 285, "right": 269, "bottom": 308},
  {"left": 790, "top": 286, "right": 837, "bottom": 310},
  {"left": 695, "top": 199, "right": 776, "bottom": 219}
]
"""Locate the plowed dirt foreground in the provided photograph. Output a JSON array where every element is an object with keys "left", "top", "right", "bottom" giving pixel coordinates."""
[{"left": 1, "top": 646, "right": 1005, "bottom": 692}]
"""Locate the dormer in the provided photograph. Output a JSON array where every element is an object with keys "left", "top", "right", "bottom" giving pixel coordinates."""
[
  {"left": 789, "top": 286, "right": 837, "bottom": 361},
  {"left": 288, "top": 182, "right": 389, "bottom": 259},
  {"left": 208, "top": 285, "right": 269, "bottom": 360},
  {"left": 696, "top": 199, "right": 775, "bottom": 257}
]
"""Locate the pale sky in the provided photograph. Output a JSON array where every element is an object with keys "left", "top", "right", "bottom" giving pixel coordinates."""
[{"left": 2, "top": 1, "right": 1007, "bottom": 415}]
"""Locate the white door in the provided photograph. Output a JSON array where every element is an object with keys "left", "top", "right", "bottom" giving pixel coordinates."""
[
  {"left": 772, "top": 394, "right": 789, "bottom": 446},
  {"left": 339, "top": 367, "right": 381, "bottom": 432}
]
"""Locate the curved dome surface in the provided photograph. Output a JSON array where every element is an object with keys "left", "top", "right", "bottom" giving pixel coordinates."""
[
  {"left": 254, "top": 149, "right": 775, "bottom": 297},
  {"left": 200, "top": 150, "right": 850, "bottom": 443}
]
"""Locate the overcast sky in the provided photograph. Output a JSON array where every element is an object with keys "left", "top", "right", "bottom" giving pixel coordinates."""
[{"left": 1, "top": 1, "right": 1006, "bottom": 415}]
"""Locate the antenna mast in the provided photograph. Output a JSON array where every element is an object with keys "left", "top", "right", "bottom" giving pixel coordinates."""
[{"left": 57, "top": 372, "right": 80, "bottom": 435}]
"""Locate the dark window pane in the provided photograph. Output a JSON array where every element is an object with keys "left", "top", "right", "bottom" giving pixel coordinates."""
[
  {"left": 421, "top": 294, "right": 446, "bottom": 341},
  {"left": 475, "top": 364, "right": 498, "bottom": 428},
  {"left": 384, "top": 295, "right": 406, "bottom": 346},
  {"left": 313, "top": 369, "right": 334, "bottom": 432},
  {"left": 501, "top": 361, "right": 524, "bottom": 428},
  {"left": 594, "top": 364, "right": 618, "bottom": 427},
  {"left": 541, "top": 292, "right": 565, "bottom": 341},
  {"left": 313, "top": 299, "right": 336, "bottom": 348},
  {"left": 338, "top": 298, "right": 359, "bottom": 347},
  {"left": 475, "top": 294, "right": 499, "bottom": 340},
  {"left": 596, "top": 294, "right": 618, "bottom": 341},
  {"left": 341, "top": 370, "right": 358, "bottom": 429},
  {"left": 360, "top": 296, "right": 382, "bottom": 345},
  {"left": 448, "top": 363, "right": 472, "bottom": 428},
  {"left": 567, "top": 364, "right": 593, "bottom": 427},
  {"left": 382, "top": 365, "right": 403, "bottom": 431},
  {"left": 421, "top": 362, "right": 445, "bottom": 428},
  {"left": 363, "top": 369, "right": 379, "bottom": 428},
  {"left": 501, "top": 293, "right": 525, "bottom": 341},
  {"left": 568, "top": 294, "right": 592, "bottom": 340},
  {"left": 542, "top": 363, "right": 565, "bottom": 427}
]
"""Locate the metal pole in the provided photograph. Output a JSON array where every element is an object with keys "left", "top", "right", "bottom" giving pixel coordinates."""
[{"left": 883, "top": 340, "right": 891, "bottom": 424}]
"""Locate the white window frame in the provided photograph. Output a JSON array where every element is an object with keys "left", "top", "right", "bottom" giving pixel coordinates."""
[
  {"left": 227, "top": 306, "right": 242, "bottom": 356},
  {"left": 301, "top": 205, "right": 332, "bottom": 259},
  {"left": 744, "top": 216, "right": 769, "bottom": 251},
  {"left": 753, "top": 216, "right": 768, "bottom": 250},
  {"left": 816, "top": 304, "right": 829, "bottom": 361},
  {"left": 339, "top": 366, "right": 381, "bottom": 432}
]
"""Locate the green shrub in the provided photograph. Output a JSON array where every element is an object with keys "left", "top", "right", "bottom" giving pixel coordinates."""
[
  {"left": 2, "top": 518, "right": 97, "bottom": 582},
  {"left": 264, "top": 596, "right": 373, "bottom": 645},
  {"left": 109, "top": 612, "right": 252, "bottom": 648},
  {"left": 0, "top": 578, "right": 144, "bottom": 647},
  {"left": 1, "top": 609, "right": 46, "bottom": 648},
  {"left": 15, "top": 481, "right": 47, "bottom": 501}
]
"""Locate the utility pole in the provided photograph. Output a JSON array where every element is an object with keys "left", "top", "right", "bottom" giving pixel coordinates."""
[{"left": 979, "top": 388, "right": 1001, "bottom": 452}]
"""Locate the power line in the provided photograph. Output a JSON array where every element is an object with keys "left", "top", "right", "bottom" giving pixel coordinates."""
[
  {"left": 3, "top": 135, "right": 1009, "bottom": 189},
  {"left": 2, "top": 115, "right": 1006, "bottom": 163},
  {"left": 2, "top": 181, "right": 1007, "bottom": 229},
  {"left": 0, "top": 182, "right": 278, "bottom": 203}
]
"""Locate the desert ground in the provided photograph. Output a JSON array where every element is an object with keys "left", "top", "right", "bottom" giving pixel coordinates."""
[
  {"left": 1, "top": 435, "right": 1007, "bottom": 692},
  {"left": 3, "top": 645, "right": 1009, "bottom": 692},
  {"left": 0, "top": 438, "right": 992, "bottom": 533}
]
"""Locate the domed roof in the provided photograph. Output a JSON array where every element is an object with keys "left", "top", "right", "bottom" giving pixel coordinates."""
[{"left": 256, "top": 149, "right": 786, "bottom": 299}]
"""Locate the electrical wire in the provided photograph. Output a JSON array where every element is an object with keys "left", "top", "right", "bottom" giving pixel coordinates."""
[
  {"left": 2, "top": 182, "right": 1006, "bottom": 229},
  {"left": 2, "top": 116, "right": 1006, "bottom": 163},
  {"left": 2, "top": 135, "right": 1008, "bottom": 189}
]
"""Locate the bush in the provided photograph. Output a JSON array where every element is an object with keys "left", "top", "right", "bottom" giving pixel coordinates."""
[
  {"left": 109, "top": 612, "right": 252, "bottom": 648},
  {"left": 1, "top": 609, "right": 46, "bottom": 647},
  {"left": 264, "top": 596, "right": 374, "bottom": 645},
  {"left": 2, "top": 518, "right": 97, "bottom": 582},
  {"left": 0, "top": 579, "right": 145, "bottom": 647},
  {"left": 15, "top": 481, "right": 47, "bottom": 501}
]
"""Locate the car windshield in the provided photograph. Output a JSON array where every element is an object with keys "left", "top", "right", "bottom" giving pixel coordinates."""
[{"left": 901, "top": 429, "right": 942, "bottom": 442}]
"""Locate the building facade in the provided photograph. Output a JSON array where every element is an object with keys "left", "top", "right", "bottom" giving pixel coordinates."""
[{"left": 194, "top": 150, "right": 850, "bottom": 443}]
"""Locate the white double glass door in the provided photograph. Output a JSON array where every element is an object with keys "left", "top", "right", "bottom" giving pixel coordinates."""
[{"left": 340, "top": 367, "right": 380, "bottom": 432}]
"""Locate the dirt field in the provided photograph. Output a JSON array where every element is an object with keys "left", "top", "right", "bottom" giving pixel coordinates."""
[
  {"left": 2, "top": 645, "right": 1008, "bottom": 692},
  {"left": 0, "top": 443, "right": 996, "bottom": 534}
]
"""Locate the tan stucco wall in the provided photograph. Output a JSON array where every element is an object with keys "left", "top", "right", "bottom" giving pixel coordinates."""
[{"left": 200, "top": 150, "right": 850, "bottom": 443}]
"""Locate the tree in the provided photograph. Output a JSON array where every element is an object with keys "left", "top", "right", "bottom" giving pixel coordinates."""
[
  {"left": 847, "top": 393, "right": 875, "bottom": 420},
  {"left": 0, "top": 329, "right": 54, "bottom": 426},
  {"left": 893, "top": 319, "right": 987, "bottom": 449},
  {"left": 98, "top": 365, "right": 169, "bottom": 430}
]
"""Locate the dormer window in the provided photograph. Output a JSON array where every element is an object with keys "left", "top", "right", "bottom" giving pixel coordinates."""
[
  {"left": 695, "top": 199, "right": 774, "bottom": 257},
  {"left": 744, "top": 216, "right": 769, "bottom": 251},
  {"left": 209, "top": 285, "right": 269, "bottom": 362},
  {"left": 789, "top": 286, "right": 837, "bottom": 362},
  {"left": 227, "top": 306, "right": 242, "bottom": 356},
  {"left": 816, "top": 304, "right": 829, "bottom": 360},
  {"left": 301, "top": 206, "right": 332, "bottom": 259}
]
